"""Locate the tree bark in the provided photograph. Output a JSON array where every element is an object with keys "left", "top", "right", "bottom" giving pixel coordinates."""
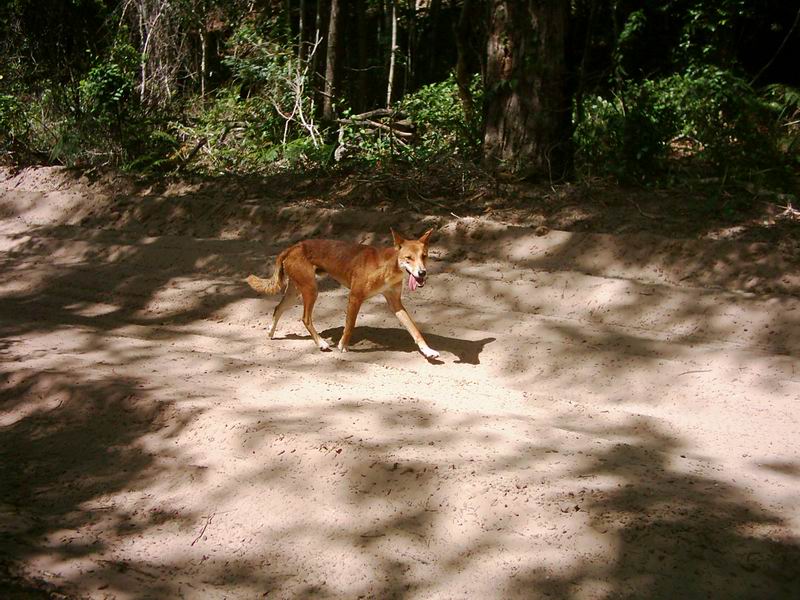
[
  {"left": 311, "top": 0, "right": 324, "bottom": 83},
  {"left": 322, "top": 0, "right": 340, "bottom": 122},
  {"left": 454, "top": 0, "right": 474, "bottom": 122},
  {"left": 199, "top": 26, "right": 207, "bottom": 97},
  {"left": 298, "top": 0, "right": 306, "bottom": 62},
  {"left": 426, "top": 0, "right": 442, "bottom": 84},
  {"left": 483, "top": 1, "right": 572, "bottom": 179},
  {"left": 356, "top": 0, "right": 369, "bottom": 111},
  {"left": 386, "top": 0, "right": 398, "bottom": 107},
  {"left": 574, "top": 0, "right": 598, "bottom": 126},
  {"left": 405, "top": 0, "right": 415, "bottom": 95}
]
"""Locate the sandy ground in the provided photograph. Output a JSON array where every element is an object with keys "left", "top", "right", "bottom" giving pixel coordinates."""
[{"left": 1, "top": 166, "right": 799, "bottom": 599}]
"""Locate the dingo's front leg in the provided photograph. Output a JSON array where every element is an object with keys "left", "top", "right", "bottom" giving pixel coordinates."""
[
  {"left": 338, "top": 293, "right": 364, "bottom": 352},
  {"left": 383, "top": 290, "right": 439, "bottom": 359}
]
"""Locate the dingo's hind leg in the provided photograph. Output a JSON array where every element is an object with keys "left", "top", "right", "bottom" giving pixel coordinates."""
[
  {"left": 269, "top": 281, "right": 298, "bottom": 338},
  {"left": 288, "top": 263, "right": 329, "bottom": 351}
]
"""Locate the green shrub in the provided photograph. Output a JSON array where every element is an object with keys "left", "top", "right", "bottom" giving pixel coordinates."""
[
  {"left": 0, "top": 92, "right": 28, "bottom": 151},
  {"left": 400, "top": 74, "right": 483, "bottom": 159},
  {"left": 175, "top": 21, "right": 326, "bottom": 174},
  {"left": 0, "top": 33, "right": 178, "bottom": 170},
  {"left": 339, "top": 75, "right": 483, "bottom": 165},
  {"left": 79, "top": 42, "right": 138, "bottom": 122},
  {"left": 665, "top": 66, "right": 780, "bottom": 170},
  {"left": 575, "top": 66, "right": 786, "bottom": 183},
  {"left": 575, "top": 83, "right": 676, "bottom": 180},
  {"left": 763, "top": 83, "right": 800, "bottom": 164}
]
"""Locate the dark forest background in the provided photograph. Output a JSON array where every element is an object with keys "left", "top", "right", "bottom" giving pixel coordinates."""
[{"left": 1, "top": 1, "right": 798, "bottom": 188}]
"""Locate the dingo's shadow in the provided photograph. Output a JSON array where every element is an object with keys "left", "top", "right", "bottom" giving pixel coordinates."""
[{"left": 285, "top": 326, "right": 494, "bottom": 365}]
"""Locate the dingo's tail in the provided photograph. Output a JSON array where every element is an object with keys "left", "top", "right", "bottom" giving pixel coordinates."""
[{"left": 246, "top": 249, "right": 289, "bottom": 295}]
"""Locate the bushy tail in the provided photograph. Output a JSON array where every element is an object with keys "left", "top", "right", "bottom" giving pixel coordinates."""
[{"left": 246, "top": 249, "right": 289, "bottom": 295}]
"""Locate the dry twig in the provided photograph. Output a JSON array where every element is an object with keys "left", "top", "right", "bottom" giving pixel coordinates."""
[{"left": 191, "top": 512, "right": 215, "bottom": 546}]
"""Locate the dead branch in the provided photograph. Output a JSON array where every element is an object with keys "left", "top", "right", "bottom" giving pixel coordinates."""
[
  {"left": 191, "top": 512, "right": 215, "bottom": 546},
  {"left": 270, "top": 32, "right": 323, "bottom": 148},
  {"left": 337, "top": 118, "right": 415, "bottom": 138},
  {"left": 629, "top": 198, "right": 658, "bottom": 220},
  {"left": 347, "top": 108, "right": 406, "bottom": 121}
]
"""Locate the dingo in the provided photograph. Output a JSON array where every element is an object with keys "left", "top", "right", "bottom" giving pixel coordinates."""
[{"left": 246, "top": 229, "right": 439, "bottom": 359}]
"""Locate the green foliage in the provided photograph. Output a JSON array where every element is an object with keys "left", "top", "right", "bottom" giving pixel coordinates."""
[
  {"left": 674, "top": 0, "right": 750, "bottom": 65},
  {"left": 121, "top": 126, "right": 180, "bottom": 173},
  {"left": 0, "top": 84, "right": 75, "bottom": 162},
  {"left": 400, "top": 74, "right": 483, "bottom": 157},
  {"left": 0, "top": 93, "right": 28, "bottom": 150},
  {"left": 765, "top": 84, "right": 800, "bottom": 118},
  {"left": 177, "top": 21, "right": 327, "bottom": 174},
  {"left": 664, "top": 66, "right": 779, "bottom": 168},
  {"left": 612, "top": 9, "right": 648, "bottom": 79},
  {"left": 0, "top": 77, "right": 177, "bottom": 170},
  {"left": 2, "top": 0, "right": 797, "bottom": 185},
  {"left": 175, "top": 90, "right": 282, "bottom": 173},
  {"left": 574, "top": 89, "right": 671, "bottom": 180},
  {"left": 575, "top": 66, "right": 787, "bottom": 183},
  {"left": 339, "top": 75, "right": 483, "bottom": 165},
  {"left": 764, "top": 84, "right": 800, "bottom": 163},
  {"left": 79, "top": 42, "right": 139, "bottom": 121},
  {"left": 223, "top": 21, "right": 293, "bottom": 90}
]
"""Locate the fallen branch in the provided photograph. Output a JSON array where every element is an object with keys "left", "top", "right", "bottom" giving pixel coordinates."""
[
  {"left": 348, "top": 108, "right": 406, "bottom": 121},
  {"left": 191, "top": 512, "right": 215, "bottom": 546},
  {"left": 630, "top": 199, "right": 658, "bottom": 220},
  {"left": 338, "top": 118, "right": 415, "bottom": 137},
  {"left": 416, "top": 192, "right": 462, "bottom": 218}
]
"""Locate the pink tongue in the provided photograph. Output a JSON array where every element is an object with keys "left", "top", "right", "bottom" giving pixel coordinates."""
[{"left": 408, "top": 274, "right": 418, "bottom": 291}]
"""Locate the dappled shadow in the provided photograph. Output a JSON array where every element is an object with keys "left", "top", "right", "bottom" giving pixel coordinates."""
[
  {"left": 424, "top": 219, "right": 800, "bottom": 397},
  {"left": 0, "top": 226, "right": 273, "bottom": 342},
  {"left": 509, "top": 416, "right": 800, "bottom": 598},
  {"left": 285, "top": 326, "right": 495, "bottom": 364},
  {"left": 0, "top": 367, "right": 202, "bottom": 598},
  {"left": 2, "top": 166, "right": 799, "bottom": 596},
  {"left": 174, "top": 399, "right": 800, "bottom": 598},
  {"left": 755, "top": 460, "right": 800, "bottom": 478},
  {"left": 171, "top": 399, "right": 468, "bottom": 597}
]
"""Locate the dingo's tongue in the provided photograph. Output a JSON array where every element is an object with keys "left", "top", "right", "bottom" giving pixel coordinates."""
[{"left": 408, "top": 274, "right": 419, "bottom": 291}]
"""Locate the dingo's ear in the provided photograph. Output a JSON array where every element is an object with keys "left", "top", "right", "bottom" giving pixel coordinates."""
[
  {"left": 418, "top": 228, "right": 434, "bottom": 245},
  {"left": 391, "top": 228, "right": 405, "bottom": 248}
]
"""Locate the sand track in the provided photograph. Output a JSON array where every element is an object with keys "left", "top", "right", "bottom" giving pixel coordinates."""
[{"left": 1, "top": 167, "right": 799, "bottom": 599}]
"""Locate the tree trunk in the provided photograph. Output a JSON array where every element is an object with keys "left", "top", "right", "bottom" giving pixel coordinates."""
[
  {"left": 309, "top": 0, "right": 325, "bottom": 116},
  {"left": 574, "top": 0, "right": 598, "bottom": 126},
  {"left": 386, "top": 0, "right": 398, "bottom": 107},
  {"left": 454, "top": 0, "right": 474, "bottom": 122},
  {"left": 483, "top": 1, "right": 572, "bottom": 179},
  {"left": 356, "top": 0, "right": 369, "bottom": 111},
  {"left": 322, "top": 0, "right": 340, "bottom": 121},
  {"left": 199, "top": 27, "right": 207, "bottom": 97},
  {"left": 426, "top": 0, "right": 442, "bottom": 84},
  {"left": 139, "top": 2, "right": 147, "bottom": 102},
  {"left": 298, "top": 0, "right": 306, "bottom": 62}
]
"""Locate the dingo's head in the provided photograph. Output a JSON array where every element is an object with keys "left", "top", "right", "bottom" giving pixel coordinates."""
[{"left": 392, "top": 228, "right": 433, "bottom": 291}]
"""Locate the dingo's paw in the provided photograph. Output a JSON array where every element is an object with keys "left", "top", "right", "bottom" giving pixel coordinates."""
[
  {"left": 420, "top": 345, "right": 440, "bottom": 359},
  {"left": 337, "top": 340, "right": 349, "bottom": 352},
  {"left": 318, "top": 340, "right": 331, "bottom": 351}
]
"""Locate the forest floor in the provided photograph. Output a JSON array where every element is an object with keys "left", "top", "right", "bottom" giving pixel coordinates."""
[{"left": 1, "top": 165, "right": 799, "bottom": 599}]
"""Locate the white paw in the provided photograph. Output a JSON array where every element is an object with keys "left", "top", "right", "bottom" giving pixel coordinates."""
[
  {"left": 319, "top": 340, "right": 331, "bottom": 351},
  {"left": 420, "top": 345, "right": 440, "bottom": 359},
  {"left": 337, "top": 340, "right": 348, "bottom": 352}
]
